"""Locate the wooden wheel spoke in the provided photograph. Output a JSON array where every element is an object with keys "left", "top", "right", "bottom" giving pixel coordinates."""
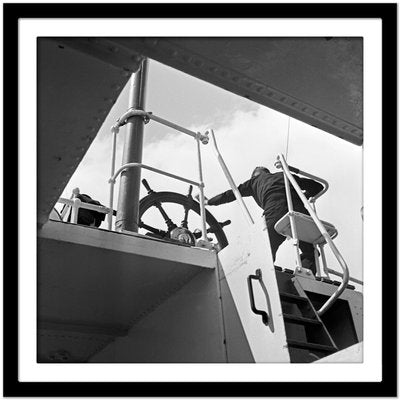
[
  {"left": 139, "top": 220, "right": 168, "bottom": 237},
  {"left": 154, "top": 201, "right": 177, "bottom": 231},
  {"left": 181, "top": 185, "right": 193, "bottom": 229},
  {"left": 181, "top": 206, "right": 190, "bottom": 229}
]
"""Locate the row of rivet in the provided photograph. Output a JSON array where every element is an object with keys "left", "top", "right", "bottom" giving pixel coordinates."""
[
  {"left": 57, "top": 37, "right": 361, "bottom": 139},
  {"left": 150, "top": 40, "right": 362, "bottom": 139}
]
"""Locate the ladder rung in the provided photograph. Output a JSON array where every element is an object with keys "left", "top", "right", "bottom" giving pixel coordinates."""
[
  {"left": 316, "top": 277, "right": 356, "bottom": 290},
  {"left": 283, "top": 268, "right": 294, "bottom": 274},
  {"left": 283, "top": 313, "right": 321, "bottom": 326},
  {"left": 287, "top": 340, "right": 337, "bottom": 353},
  {"left": 280, "top": 292, "right": 309, "bottom": 303}
]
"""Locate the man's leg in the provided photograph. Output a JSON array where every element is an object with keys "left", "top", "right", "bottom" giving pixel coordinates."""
[
  {"left": 266, "top": 223, "right": 286, "bottom": 262},
  {"left": 299, "top": 241, "right": 317, "bottom": 274},
  {"left": 293, "top": 203, "right": 318, "bottom": 274}
]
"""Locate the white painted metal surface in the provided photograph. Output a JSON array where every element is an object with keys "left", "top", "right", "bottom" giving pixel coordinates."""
[
  {"left": 218, "top": 218, "right": 290, "bottom": 363},
  {"left": 39, "top": 220, "right": 216, "bottom": 268},
  {"left": 90, "top": 269, "right": 228, "bottom": 363},
  {"left": 316, "top": 342, "right": 363, "bottom": 363}
]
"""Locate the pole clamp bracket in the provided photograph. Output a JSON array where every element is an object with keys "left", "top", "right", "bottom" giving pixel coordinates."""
[
  {"left": 113, "top": 109, "right": 151, "bottom": 131},
  {"left": 197, "top": 131, "right": 209, "bottom": 145}
]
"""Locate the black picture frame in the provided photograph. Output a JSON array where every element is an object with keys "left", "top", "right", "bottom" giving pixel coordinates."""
[{"left": 4, "top": 2, "right": 397, "bottom": 397}]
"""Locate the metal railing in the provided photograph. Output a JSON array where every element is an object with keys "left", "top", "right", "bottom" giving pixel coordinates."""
[
  {"left": 56, "top": 188, "right": 111, "bottom": 224},
  {"left": 276, "top": 153, "right": 350, "bottom": 315},
  {"left": 60, "top": 187, "right": 80, "bottom": 219},
  {"left": 276, "top": 162, "right": 363, "bottom": 287},
  {"left": 57, "top": 111, "right": 248, "bottom": 250},
  {"left": 109, "top": 109, "right": 210, "bottom": 244}
]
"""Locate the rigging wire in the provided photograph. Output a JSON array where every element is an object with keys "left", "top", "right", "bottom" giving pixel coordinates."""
[{"left": 285, "top": 116, "right": 291, "bottom": 161}]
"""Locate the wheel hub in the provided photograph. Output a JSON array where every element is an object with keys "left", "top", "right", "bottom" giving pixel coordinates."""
[{"left": 170, "top": 227, "right": 196, "bottom": 245}]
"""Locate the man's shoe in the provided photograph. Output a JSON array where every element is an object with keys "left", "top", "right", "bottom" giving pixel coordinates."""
[{"left": 300, "top": 257, "right": 317, "bottom": 275}]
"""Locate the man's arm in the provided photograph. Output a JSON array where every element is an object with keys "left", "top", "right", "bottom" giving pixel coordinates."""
[
  {"left": 208, "top": 179, "right": 253, "bottom": 206},
  {"left": 294, "top": 176, "right": 324, "bottom": 198}
]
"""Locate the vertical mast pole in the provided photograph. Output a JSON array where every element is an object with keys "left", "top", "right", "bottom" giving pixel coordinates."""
[{"left": 115, "top": 58, "right": 148, "bottom": 232}]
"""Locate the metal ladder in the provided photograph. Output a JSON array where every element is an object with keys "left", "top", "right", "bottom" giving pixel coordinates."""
[
  {"left": 275, "top": 267, "right": 338, "bottom": 363},
  {"left": 274, "top": 154, "right": 351, "bottom": 316}
]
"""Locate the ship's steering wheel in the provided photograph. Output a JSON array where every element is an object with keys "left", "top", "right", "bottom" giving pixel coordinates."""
[{"left": 138, "top": 179, "right": 230, "bottom": 251}]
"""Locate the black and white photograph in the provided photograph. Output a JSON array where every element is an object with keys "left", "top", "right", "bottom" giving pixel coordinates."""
[
  {"left": 4, "top": 2, "right": 396, "bottom": 397},
  {"left": 37, "top": 36, "right": 364, "bottom": 364}
]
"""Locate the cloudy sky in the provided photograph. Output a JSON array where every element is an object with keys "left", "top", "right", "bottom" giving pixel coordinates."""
[{"left": 60, "top": 58, "right": 363, "bottom": 282}]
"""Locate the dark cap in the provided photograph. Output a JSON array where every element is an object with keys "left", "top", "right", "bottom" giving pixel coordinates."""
[{"left": 251, "top": 166, "right": 270, "bottom": 177}]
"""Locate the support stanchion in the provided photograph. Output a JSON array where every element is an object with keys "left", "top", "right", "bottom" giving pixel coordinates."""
[{"left": 115, "top": 59, "right": 148, "bottom": 232}]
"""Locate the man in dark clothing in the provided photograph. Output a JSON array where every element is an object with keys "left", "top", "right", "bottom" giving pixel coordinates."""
[
  {"left": 206, "top": 167, "right": 323, "bottom": 273},
  {"left": 66, "top": 193, "right": 106, "bottom": 227}
]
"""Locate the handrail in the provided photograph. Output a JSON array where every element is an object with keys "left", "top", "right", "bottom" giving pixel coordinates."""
[
  {"left": 207, "top": 129, "right": 254, "bottom": 226},
  {"left": 195, "top": 135, "right": 208, "bottom": 240},
  {"left": 282, "top": 167, "right": 303, "bottom": 270},
  {"left": 60, "top": 187, "right": 80, "bottom": 220},
  {"left": 57, "top": 197, "right": 111, "bottom": 225},
  {"left": 285, "top": 165, "right": 329, "bottom": 203},
  {"left": 108, "top": 162, "right": 207, "bottom": 241},
  {"left": 277, "top": 153, "right": 350, "bottom": 316},
  {"left": 112, "top": 108, "right": 210, "bottom": 144},
  {"left": 57, "top": 198, "right": 111, "bottom": 214},
  {"left": 109, "top": 163, "right": 201, "bottom": 188}
]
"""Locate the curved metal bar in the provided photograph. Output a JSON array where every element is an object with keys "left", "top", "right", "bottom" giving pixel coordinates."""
[
  {"left": 277, "top": 154, "right": 350, "bottom": 316},
  {"left": 208, "top": 129, "right": 254, "bottom": 226},
  {"left": 112, "top": 109, "right": 147, "bottom": 132},
  {"left": 287, "top": 165, "right": 329, "bottom": 202}
]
